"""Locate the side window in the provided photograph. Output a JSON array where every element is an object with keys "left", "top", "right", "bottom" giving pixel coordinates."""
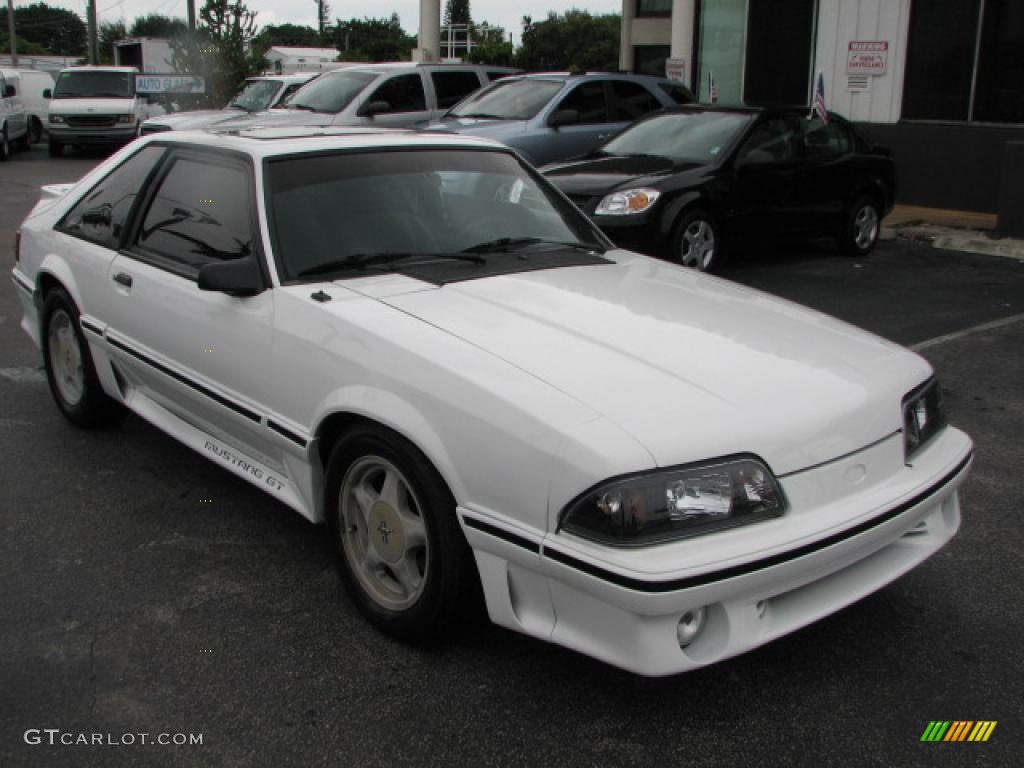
[
  {"left": 431, "top": 71, "right": 483, "bottom": 109},
  {"left": 367, "top": 74, "right": 427, "bottom": 113},
  {"left": 135, "top": 156, "right": 254, "bottom": 270},
  {"left": 610, "top": 81, "right": 661, "bottom": 121},
  {"left": 555, "top": 82, "right": 609, "bottom": 124},
  {"left": 737, "top": 118, "right": 797, "bottom": 164},
  {"left": 802, "top": 118, "right": 852, "bottom": 159},
  {"left": 277, "top": 83, "right": 303, "bottom": 105},
  {"left": 58, "top": 145, "right": 166, "bottom": 250},
  {"left": 658, "top": 82, "right": 693, "bottom": 104}
]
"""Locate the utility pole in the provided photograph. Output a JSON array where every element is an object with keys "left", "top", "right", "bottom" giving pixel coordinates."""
[
  {"left": 6, "top": 0, "right": 17, "bottom": 67},
  {"left": 86, "top": 0, "right": 98, "bottom": 65},
  {"left": 187, "top": 0, "right": 195, "bottom": 30}
]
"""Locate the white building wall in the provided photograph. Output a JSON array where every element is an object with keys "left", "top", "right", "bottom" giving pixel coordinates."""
[{"left": 814, "top": 0, "right": 911, "bottom": 123}]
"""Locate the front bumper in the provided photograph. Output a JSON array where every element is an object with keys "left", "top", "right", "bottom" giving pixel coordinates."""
[
  {"left": 461, "top": 427, "right": 972, "bottom": 676},
  {"left": 48, "top": 125, "right": 137, "bottom": 145}
]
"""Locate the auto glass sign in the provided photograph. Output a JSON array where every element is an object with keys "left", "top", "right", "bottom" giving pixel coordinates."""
[
  {"left": 847, "top": 41, "right": 888, "bottom": 76},
  {"left": 136, "top": 74, "right": 206, "bottom": 94}
]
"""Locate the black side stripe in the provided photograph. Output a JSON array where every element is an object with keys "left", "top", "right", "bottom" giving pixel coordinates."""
[
  {"left": 12, "top": 273, "right": 34, "bottom": 295},
  {"left": 543, "top": 452, "right": 973, "bottom": 594},
  {"left": 268, "top": 419, "right": 308, "bottom": 448},
  {"left": 463, "top": 516, "right": 541, "bottom": 554},
  {"left": 105, "top": 335, "right": 261, "bottom": 423},
  {"left": 79, "top": 317, "right": 103, "bottom": 336}
]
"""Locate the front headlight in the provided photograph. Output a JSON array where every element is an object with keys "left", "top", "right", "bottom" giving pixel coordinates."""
[
  {"left": 903, "top": 377, "right": 946, "bottom": 459},
  {"left": 560, "top": 456, "right": 786, "bottom": 546},
  {"left": 117, "top": 114, "right": 137, "bottom": 124},
  {"left": 49, "top": 114, "right": 65, "bottom": 124},
  {"left": 595, "top": 187, "right": 661, "bottom": 216}
]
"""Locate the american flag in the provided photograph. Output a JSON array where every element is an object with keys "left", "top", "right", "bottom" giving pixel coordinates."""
[
  {"left": 708, "top": 71, "right": 718, "bottom": 104},
  {"left": 812, "top": 71, "right": 829, "bottom": 124}
]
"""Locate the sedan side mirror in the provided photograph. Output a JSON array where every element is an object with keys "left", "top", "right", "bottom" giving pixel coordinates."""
[
  {"left": 549, "top": 109, "right": 579, "bottom": 129},
  {"left": 3, "top": 84, "right": 15, "bottom": 98},
  {"left": 43, "top": 88, "right": 52, "bottom": 99},
  {"left": 358, "top": 100, "right": 390, "bottom": 118},
  {"left": 197, "top": 258, "right": 264, "bottom": 297}
]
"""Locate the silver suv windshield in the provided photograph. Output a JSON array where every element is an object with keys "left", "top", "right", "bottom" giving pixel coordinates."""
[
  {"left": 228, "top": 80, "right": 280, "bottom": 112},
  {"left": 449, "top": 79, "right": 564, "bottom": 120},
  {"left": 286, "top": 70, "right": 377, "bottom": 114},
  {"left": 53, "top": 70, "right": 135, "bottom": 99}
]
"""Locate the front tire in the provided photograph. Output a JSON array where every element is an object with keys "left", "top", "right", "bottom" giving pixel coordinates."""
[
  {"left": 841, "top": 195, "right": 881, "bottom": 256},
  {"left": 41, "top": 288, "right": 113, "bottom": 428},
  {"left": 670, "top": 208, "right": 723, "bottom": 271},
  {"left": 325, "top": 424, "right": 472, "bottom": 643}
]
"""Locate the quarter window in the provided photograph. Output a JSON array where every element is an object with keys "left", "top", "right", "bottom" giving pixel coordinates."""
[
  {"left": 556, "top": 82, "right": 608, "bottom": 125},
  {"left": 367, "top": 74, "right": 427, "bottom": 113},
  {"left": 58, "top": 145, "right": 166, "bottom": 250},
  {"left": 431, "top": 71, "right": 482, "bottom": 109},
  {"left": 136, "top": 156, "right": 255, "bottom": 270}
]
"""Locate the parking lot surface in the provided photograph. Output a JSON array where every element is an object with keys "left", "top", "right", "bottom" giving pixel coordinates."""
[{"left": 2, "top": 145, "right": 1022, "bottom": 767}]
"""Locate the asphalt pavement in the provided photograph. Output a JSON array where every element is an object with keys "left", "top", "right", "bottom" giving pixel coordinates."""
[{"left": 1, "top": 144, "right": 1022, "bottom": 768}]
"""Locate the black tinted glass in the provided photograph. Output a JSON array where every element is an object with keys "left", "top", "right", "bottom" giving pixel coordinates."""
[
  {"left": 431, "top": 71, "right": 482, "bottom": 109},
  {"left": 369, "top": 74, "right": 427, "bottom": 112},
  {"left": 60, "top": 145, "right": 165, "bottom": 249},
  {"left": 611, "top": 81, "right": 661, "bottom": 121},
  {"left": 557, "top": 82, "right": 608, "bottom": 124},
  {"left": 903, "top": 0, "right": 981, "bottom": 120},
  {"left": 137, "top": 157, "right": 254, "bottom": 268}
]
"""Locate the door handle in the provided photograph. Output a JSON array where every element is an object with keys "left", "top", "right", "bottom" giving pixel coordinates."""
[{"left": 113, "top": 272, "right": 133, "bottom": 287}]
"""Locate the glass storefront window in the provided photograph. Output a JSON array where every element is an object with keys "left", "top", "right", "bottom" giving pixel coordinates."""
[
  {"left": 973, "top": 0, "right": 1024, "bottom": 123},
  {"left": 696, "top": 0, "right": 747, "bottom": 105},
  {"left": 637, "top": 0, "right": 672, "bottom": 16}
]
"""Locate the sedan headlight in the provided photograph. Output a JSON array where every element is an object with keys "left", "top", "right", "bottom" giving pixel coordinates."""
[
  {"left": 49, "top": 114, "right": 65, "bottom": 124},
  {"left": 116, "top": 114, "right": 137, "bottom": 124},
  {"left": 561, "top": 457, "right": 786, "bottom": 546},
  {"left": 903, "top": 377, "right": 946, "bottom": 459},
  {"left": 594, "top": 187, "right": 661, "bottom": 216}
]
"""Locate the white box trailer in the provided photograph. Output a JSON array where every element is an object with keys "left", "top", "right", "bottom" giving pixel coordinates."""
[{"left": 114, "top": 38, "right": 176, "bottom": 73}]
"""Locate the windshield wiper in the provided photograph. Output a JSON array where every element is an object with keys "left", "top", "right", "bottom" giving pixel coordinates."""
[
  {"left": 287, "top": 103, "right": 320, "bottom": 112},
  {"left": 462, "top": 237, "right": 604, "bottom": 255},
  {"left": 452, "top": 112, "right": 503, "bottom": 119},
  {"left": 296, "top": 252, "right": 486, "bottom": 279},
  {"left": 229, "top": 103, "right": 253, "bottom": 112}
]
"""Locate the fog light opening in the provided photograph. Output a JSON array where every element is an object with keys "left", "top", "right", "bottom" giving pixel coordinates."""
[
  {"left": 756, "top": 599, "right": 768, "bottom": 619},
  {"left": 676, "top": 606, "right": 707, "bottom": 648}
]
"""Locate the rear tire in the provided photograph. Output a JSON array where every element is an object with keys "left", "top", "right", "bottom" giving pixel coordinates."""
[
  {"left": 48, "top": 137, "right": 63, "bottom": 157},
  {"left": 325, "top": 423, "right": 472, "bottom": 643},
  {"left": 41, "top": 288, "right": 114, "bottom": 428},
  {"left": 840, "top": 195, "right": 881, "bottom": 256}
]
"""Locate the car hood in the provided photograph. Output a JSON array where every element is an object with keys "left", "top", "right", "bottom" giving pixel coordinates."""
[
  {"left": 358, "top": 252, "right": 930, "bottom": 476},
  {"left": 144, "top": 109, "right": 250, "bottom": 130},
  {"left": 543, "top": 154, "right": 705, "bottom": 196},
  {"left": 424, "top": 117, "right": 527, "bottom": 139}
]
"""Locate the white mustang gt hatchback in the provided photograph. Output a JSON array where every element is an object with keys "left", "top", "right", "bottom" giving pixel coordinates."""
[{"left": 12, "top": 128, "right": 972, "bottom": 676}]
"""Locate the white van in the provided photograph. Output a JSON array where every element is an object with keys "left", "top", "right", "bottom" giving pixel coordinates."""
[
  {"left": 45, "top": 66, "right": 164, "bottom": 156},
  {"left": 0, "top": 68, "right": 30, "bottom": 160},
  {"left": 7, "top": 69, "right": 55, "bottom": 143}
]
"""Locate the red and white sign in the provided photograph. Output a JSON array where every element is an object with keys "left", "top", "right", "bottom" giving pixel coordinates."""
[{"left": 847, "top": 41, "right": 888, "bottom": 75}]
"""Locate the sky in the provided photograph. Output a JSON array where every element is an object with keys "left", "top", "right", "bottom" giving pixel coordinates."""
[{"left": 49, "top": 1, "right": 624, "bottom": 47}]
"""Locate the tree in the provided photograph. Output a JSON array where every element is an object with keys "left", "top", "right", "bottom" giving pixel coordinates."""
[
  {"left": 173, "top": 0, "right": 261, "bottom": 106},
  {"left": 444, "top": 0, "right": 472, "bottom": 27},
  {"left": 1, "top": 2, "right": 86, "bottom": 56},
  {"left": 129, "top": 14, "right": 188, "bottom": 39},
  {"left": 98, "top": 20, "right": 127, "bottom": 64},
  {"left": 252, "top": 23, "right": 321, "bottom": 57},
  {"left": 465, "top": 23, "right": 512, "bottom": 67},
  {"left": 516, "top": 10, "right": 620, "bottom": 72},
  {"left": 334, "top": 14, "right": 415, "bottom": 63}
]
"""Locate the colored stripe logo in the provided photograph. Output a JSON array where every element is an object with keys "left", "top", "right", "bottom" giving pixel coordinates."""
[{"left": 920, "top": 721, "right": 997, "bottom": 742}]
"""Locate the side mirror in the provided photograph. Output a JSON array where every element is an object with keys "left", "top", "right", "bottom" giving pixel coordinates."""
[
  {"left": 3, "top": 85, "right": 15, "bottom": 98},
  {"left": 549, "top": 108, "right": 579, "bottom": 129},
  {"left": 358, "top": 100, "right": 390, "bottom": 118},
  {"left": 197, "top": 258, "right": 264, "bottom": 297},
  {"left": 43, "top": 88, "right": 52, "bottom": 99}
]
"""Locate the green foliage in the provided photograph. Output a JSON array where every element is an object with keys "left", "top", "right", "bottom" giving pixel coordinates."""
[
  {"left": 1, "top": 2, "right": 87, "bottom": 56},
  {"left": 465, "top": 24, "right": 513, "bottom": 67},
  {"left": 334, "top": 14, "right": 415, "bottom": 63},
  {"left": 252, "top": 24, "right": 322, "bottom": 57},
  {"left": 129, "top": 14, "right": 189, "bottom": 39},
  {"left": 98, "top": 21, "right": 127, "bottom": 64},
  {"left": 172, "top": 0, "right": 261, "bottom": 107},
  {"left": 444, "top": 0, "right": 472, "bottom": 27},
  {"left": 516, "top": 10, "right": 621, "bottom": 72}
]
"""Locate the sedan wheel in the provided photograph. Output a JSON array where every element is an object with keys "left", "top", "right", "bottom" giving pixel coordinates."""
[
  {"left": 326, "top": 425, "right": 473, "bottom": 642},
  {"left": 842, "top": 196, "right": 881, "bottom": 256},
  {"left": 48, "top": 309, "right": 85, "bottom": 406},
  {"left": 672, "top": 209, "right": 722, "bottom": 271}
]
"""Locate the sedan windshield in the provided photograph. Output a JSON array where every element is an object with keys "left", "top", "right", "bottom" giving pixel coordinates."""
[
  {"left": 601, "top": 111, "right": 752, "bottom": 163},
  {"left": 286, "top": 70, "right": 377, "bottom": 114},
  {"left": 53, "top": 70, "right": 134, "bottom": 99},
  {"left": 267, "top": 150, "right": 604, "bottom": 281},
  {"left": 228, "top": 79, "right": 280, "bottom": 111},
  {"left": 448, "top": 79, "right": 564, "bottom": 120}
]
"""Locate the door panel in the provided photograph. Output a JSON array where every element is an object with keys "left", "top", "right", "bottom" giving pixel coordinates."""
[{"left": 729, "top": 116, "right": 802, "bottom": 240}]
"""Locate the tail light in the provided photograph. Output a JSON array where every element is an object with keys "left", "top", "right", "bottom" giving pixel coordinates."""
[{"left": 14, "top": 230, "right": 20, "bottom": 263}]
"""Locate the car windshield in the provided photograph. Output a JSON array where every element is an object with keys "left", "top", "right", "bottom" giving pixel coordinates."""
[
  {"left": 53, "top": 70, "right": 134, "bottom": 99},
  {"left": 601, "top": 111, "right": 753, "bottom": 163},
  {"left": 228, "top": 79, "right": 280, "bottom": 111},
  {"left": 286, "top": 70, "right": 377, "bottom": 113},
  {"left": 448, "top": 79, "right": 564, "bottom": 120},
  {"left": 266, "top": 149, "right": 604, "bottom": 281}
]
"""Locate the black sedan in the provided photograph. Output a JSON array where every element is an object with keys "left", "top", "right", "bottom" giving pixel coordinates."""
[{"left": 541, "top": 106, "right": 895, "bottom": 271}]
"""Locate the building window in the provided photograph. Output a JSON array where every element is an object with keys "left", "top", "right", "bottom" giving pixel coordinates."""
[
  {"left": 637, "top": 0, "right": 672, "bottom": 17},
  {"left": 634, "top": 45, "right": 671, "bottom": 77},
  {"left": 696, "top": 0, "right": 747, "bottom": 104},
  {"left": 904, "top": 0, "right": 1024, "bottom": 124}
]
